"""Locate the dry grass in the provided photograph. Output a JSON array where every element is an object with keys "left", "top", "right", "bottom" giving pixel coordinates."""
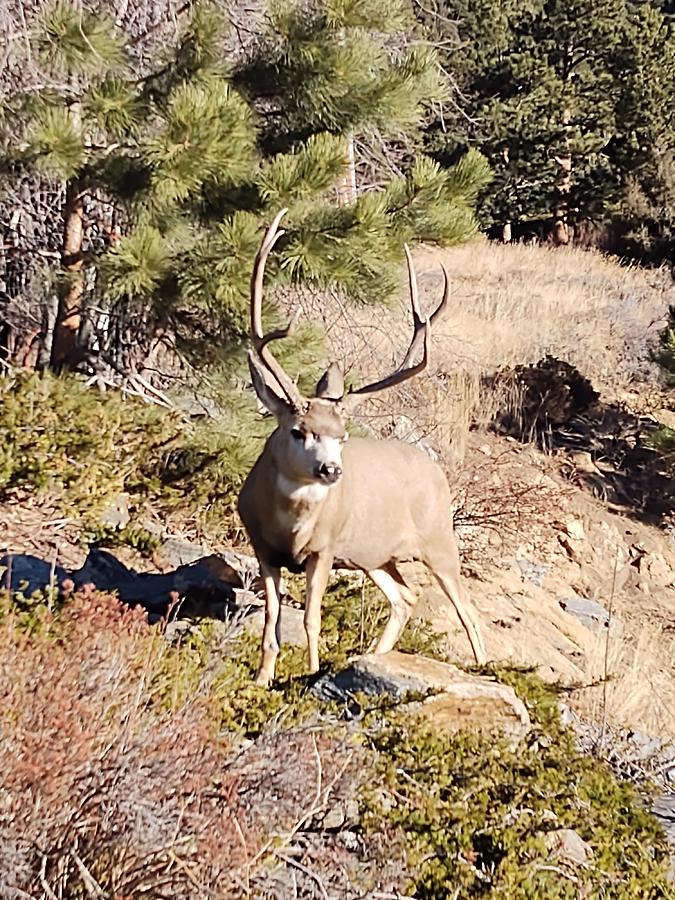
[
  {"left": 576, "top": 621, "right": 675, "bottom": 739},
  {"left": 284, "top": 239, "right": 672, "bottom": 461},
  {"left": 415, "top": 239, "right": 670, "bottom": 388}
]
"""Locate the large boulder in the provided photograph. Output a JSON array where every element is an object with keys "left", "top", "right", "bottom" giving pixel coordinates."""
[
  {"left": 0, "top": 548, "right": 256, "bottom": 619},
  {"left": 319, "top": 650, "right": 531, "bottom": 744}
]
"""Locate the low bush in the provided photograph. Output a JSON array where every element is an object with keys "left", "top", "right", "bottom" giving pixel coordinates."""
[
  {"left": 360, "top": 668, "right": 672, "bottom": 898},
  {"left": 1, "top": 583, "right": 671, "bottom": 898},
  {"left": 0, "top": 371, "right": 264, "bottom": 540},
  {"left": 0, "top": 588, "right": 254, "bottom": 897}
]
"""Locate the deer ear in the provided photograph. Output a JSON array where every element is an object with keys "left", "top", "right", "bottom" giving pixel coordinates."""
[
  {"left": 315, "top": 362, "right": 344, "bottom": 401},
  {"left": 248, "top": 351, "right": 295, "bottom": 418}
]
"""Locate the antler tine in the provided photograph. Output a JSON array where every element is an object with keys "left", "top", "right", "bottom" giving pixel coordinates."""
[
  {"left": 251, "top": 208, "right": 288, "bottom": 341},
  {"left": 397, "top": 247, "right": 450, "bottom": 371},
  {"left": 404, "top": 243, "right": 424, "bottom": 328},
  {"left": 256, "top": 308, "right": 302, "bottom": 354},
  {"left": 349, "top": 247, "right": 449, "bottom": 397},
  {"left": 250, "top": 208, "right": 304, "bottom": 408}
]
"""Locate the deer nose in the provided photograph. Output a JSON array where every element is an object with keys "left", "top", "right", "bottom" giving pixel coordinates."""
[{"left": 316, "top": 463, "right": 342, "bottom": 484}]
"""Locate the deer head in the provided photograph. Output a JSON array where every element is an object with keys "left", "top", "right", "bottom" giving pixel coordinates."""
[{"left": 247, "top": 208, "right": 449, "bottom": 488}]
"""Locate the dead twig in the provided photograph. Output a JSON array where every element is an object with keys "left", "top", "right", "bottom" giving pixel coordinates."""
[
  {"left": 70, "top": 848, "right": 106, "bottom": 898},
  {"left": 39, "top": 856, "right": 59, "bottom": 900},
  {"left": 272, "top": 851, "right": 329, "bottom": 899}
]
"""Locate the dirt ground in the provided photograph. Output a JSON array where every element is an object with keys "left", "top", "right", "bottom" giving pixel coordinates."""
[{"left": 433, "top": 429, "right": 675, "bottom": 740}]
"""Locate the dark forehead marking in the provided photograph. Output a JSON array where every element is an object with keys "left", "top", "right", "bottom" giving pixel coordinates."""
[{"left": 300, "top": 400, "right": 346, "bottom": 438}]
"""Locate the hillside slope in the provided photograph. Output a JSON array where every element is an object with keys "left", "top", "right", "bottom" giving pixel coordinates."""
[{"left": 2, "top": 239, "right": 675, "bottom": 896}]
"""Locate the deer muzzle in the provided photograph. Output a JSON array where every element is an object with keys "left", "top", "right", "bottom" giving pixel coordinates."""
[{"left": 315, "top": 463, "right": 342, "bottom": 485}]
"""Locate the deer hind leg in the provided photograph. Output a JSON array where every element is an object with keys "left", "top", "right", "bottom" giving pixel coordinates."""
[
  {"left": 368, "top": 563, "right": 419, "bottom": 655},
  {"left": 424, "top": 544, "right": 487, "bottom": 665},
  {"left": 255, "top": 562, "right": 283, "bottom": 687}
]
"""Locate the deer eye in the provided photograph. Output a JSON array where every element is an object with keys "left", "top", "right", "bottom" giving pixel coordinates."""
[{"left": 290, "top": 427, "right": 304, "bottom": 441}]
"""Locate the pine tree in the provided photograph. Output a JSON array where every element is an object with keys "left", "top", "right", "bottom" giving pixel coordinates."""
[
  {"left": 419, "top": 0, "right": 675, "bottom": 244},
  {"left": 610, "top": 3, "right": 675, "bottom": 262},
  {"left": 5, "top": 2, "right": 131, "bottom": 367},
  {"left": 0, "top": 0, "right": 490, "bottom": 375}
]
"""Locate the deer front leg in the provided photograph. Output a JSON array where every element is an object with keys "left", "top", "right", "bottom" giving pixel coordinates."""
[
  {"left": 255, "top": 562, "right": 282, "bottom": 687},
  {"left": 304, "top": 553, "right": 333, "bottom": 674}
]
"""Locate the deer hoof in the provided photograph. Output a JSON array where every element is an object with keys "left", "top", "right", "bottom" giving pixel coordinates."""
[{"left": 254, "top": 669, "right": 273, "bottom": 688}]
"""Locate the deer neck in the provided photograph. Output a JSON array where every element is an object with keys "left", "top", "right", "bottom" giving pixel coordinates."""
[
  {"left": 265, "top": 436, "right": 334, "bottom": 554},
  {"left": 270, "top": 471, "right": 333, "bottom": 559},
  {"left": 276, "top": 474, "right": 331, "bottom": 508}
]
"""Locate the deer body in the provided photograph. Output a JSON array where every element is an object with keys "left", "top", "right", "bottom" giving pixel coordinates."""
[
  {"left": 240, "top": 435, "right": 452, "bottom": 572},
  {"left": 239, "top": 210, "right": 487, "bottom": 685}
]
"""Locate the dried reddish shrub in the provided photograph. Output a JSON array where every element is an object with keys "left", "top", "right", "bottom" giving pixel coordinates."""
[
  {"left": 0, "top": 590, "right": 385, "bottom": 898},
  {"left": 0, "top": 591, "right": 253, "bottom": 898}
]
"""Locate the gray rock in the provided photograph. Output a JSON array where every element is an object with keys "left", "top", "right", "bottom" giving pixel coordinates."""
[
  {"left": 160, "top": 537, "right": 206, "bottom": 567},
  {"left": 320, "top": 798, "right": 360, "bottom": 830},
  {"left": 245, "top": 604, "right": 308, "bottom": 647},
  {"left": 141, "top": 519, "right": 164, "bottom": 537},
  {"left": 513, "top": 558, "right": 549, "bottom": 586},
  {"left": 99, "top": 492, "right": 130, "bottom": 530},
  {"left": 0, "top": 549, "right": 243, "bottom": 618},
  {"left": 0, "top": 554, "right": 68, "bottom": 597},
  {"left": 337, "top": 831, "right": 361, "bottom": 852},
  {"left": 652, "top": 794, "right": 675, "bottom": 845},
  {"left": 558, "top": 595, "right": 623, "bottom": 636},
  {"left": 317, "top": 651, "right": 531, "bottom": 743},
  {"left": 544, "top": 828, "right": 593, "bottom": 867}
]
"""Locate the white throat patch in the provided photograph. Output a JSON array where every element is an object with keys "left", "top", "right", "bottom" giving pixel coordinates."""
[{"left": 277, "top": 474, "right": 330, "bottom": 504}]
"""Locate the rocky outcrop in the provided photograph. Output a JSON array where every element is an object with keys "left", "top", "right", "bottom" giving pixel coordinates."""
[
  {"left": 318, "top": 650, "right": 531, "bottom": 744},
  {"left": 0, "top": 548, "right": 256, "bottom": 620}
]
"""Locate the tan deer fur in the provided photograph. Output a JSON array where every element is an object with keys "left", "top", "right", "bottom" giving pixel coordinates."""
[{"left": 238, "top": 210, "right": 487, "bottom": 686}]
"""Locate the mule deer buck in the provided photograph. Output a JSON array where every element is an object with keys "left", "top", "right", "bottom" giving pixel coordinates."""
[{"left": 238, "top": 210, "right": 487, "bottom": 686}]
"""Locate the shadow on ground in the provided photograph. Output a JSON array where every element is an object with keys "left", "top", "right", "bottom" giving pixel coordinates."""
[
  {"left": 488, "top": 356, "right": 674, "bottom": 524},
  {"left": 0, "top": 547, "right": 257, "bottom": 622}
]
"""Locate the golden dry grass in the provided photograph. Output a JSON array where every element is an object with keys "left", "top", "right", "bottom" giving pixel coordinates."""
[
  {"left": 285, "top": 238, "right": 672, "bottom": 461},
  {"left": 576, "top": 622, "right": 675, "bottom": 739}
]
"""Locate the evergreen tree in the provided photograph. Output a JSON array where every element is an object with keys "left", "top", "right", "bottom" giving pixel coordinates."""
[
  {"left": 611, "top": 3, "right": 675, "bottom": 262},
  {"left": 419, "top": 0, "right": 675, "bottom": 245},
  {"left": 0, "top": 0, "right": 490, "bottom": 375}
]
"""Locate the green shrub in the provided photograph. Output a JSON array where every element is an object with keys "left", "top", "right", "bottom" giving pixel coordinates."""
[
  {"left": 0, "top": 371, "right": 265, "bottom": 539},
  {"left": 177, "top": 592, "right": 671, "bottom": 898},
  {"left": 655, "top": 305, "right": 675, "bottom": 385},
  {"left": 0, "top": 372, "right": 178, "bottom": 510},
  {"left": 360, "top": 672, "right": 672, "bottom": 898},
  {"left": 163, "top": 575, "right": 445, "bottom": 737}
]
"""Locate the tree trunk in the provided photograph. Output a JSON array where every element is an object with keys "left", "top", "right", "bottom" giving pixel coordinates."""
[
  {"left": 51, "top": 92, "right": 85, "bottom": 371},
  {"left": 552, "top": 107, "right": 572, "bottom": 246},
  {"left": 51, "top": 178, "right": 84, "bottom": 370},
  {"left": 337, "top": 132, "right": 357, "bottom": 205},
  {"left": 38, "top": 291, "right": 59, "bottom": 370}
]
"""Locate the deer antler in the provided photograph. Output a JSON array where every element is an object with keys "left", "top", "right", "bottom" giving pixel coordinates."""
[
  {"left": 349, "top": 245, "right": 449, "bottom": 397},
  {"left": 249, "top": 208, "right": 305, "bottom": 409}
]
